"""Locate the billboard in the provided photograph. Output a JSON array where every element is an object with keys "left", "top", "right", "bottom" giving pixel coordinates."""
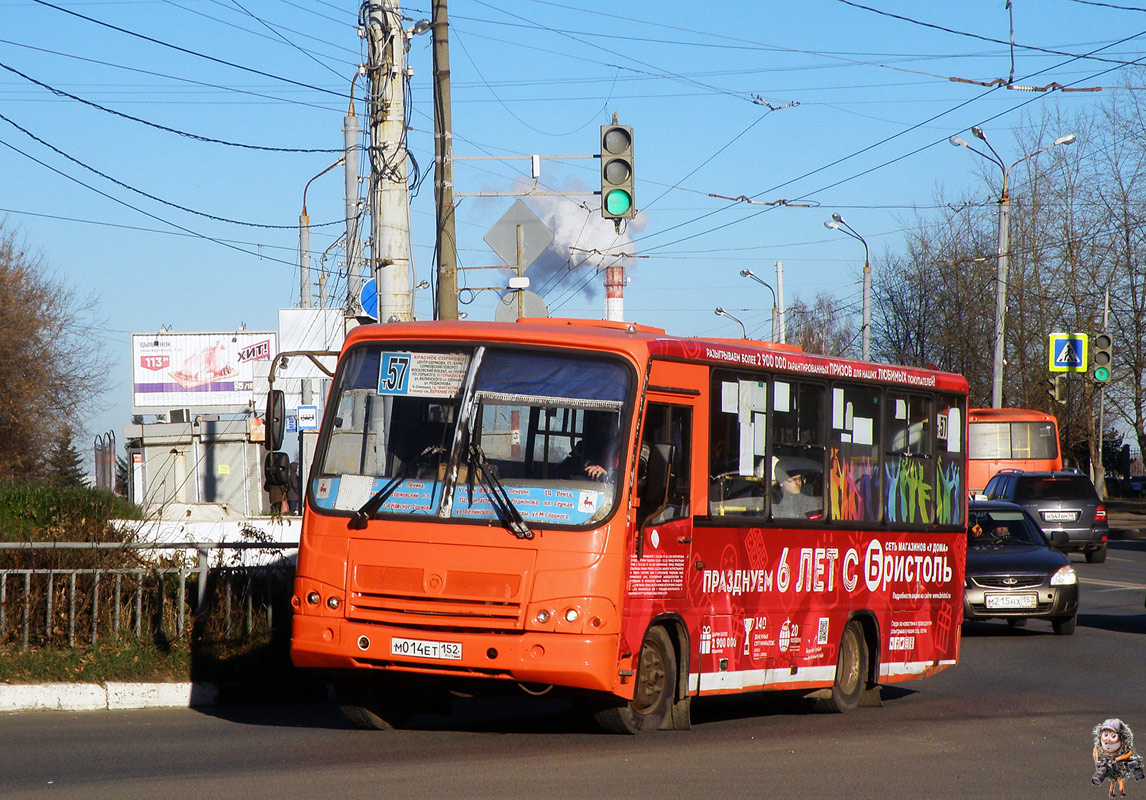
[{"left": 132, "top": 331, "right": 277, "bottom": 410}]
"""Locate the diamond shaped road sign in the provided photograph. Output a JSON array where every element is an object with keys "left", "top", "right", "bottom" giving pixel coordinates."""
[{"left": 483, "top": 199, "right": 554, "bottom": 272}]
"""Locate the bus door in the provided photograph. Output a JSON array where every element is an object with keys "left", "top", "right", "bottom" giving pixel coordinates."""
[
  {"left": 633, "top": 396, "right": 696, "bottom": 592},
  {"left": 625, "top": 361, "right": 703, "bottom": 647}
]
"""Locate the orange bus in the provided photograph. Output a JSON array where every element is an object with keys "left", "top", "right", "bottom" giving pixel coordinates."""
[
  {"left": 273, "top": 319, "right": 968, "bottom": 733},
  {"left": 967, "top": 408, "right": 1062, "bottom": 494}
]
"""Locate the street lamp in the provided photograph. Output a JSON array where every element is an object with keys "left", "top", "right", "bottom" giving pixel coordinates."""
[
  {"left": 950, "top": 128, "right": 1076, "bottom": 407},
  {"left": 714, "top": 307, "right": 748, "bottom": 339},
  {"left": 300, "top": 157, "right": 344, "bottom": 310},
  {"left": 739, "top": 268, "right": 778, "bottom": 342},
  {"left": 824, "top": 214, "right": 871, "bottom": 360}
]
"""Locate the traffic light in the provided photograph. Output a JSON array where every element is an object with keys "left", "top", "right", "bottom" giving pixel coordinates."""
[
  {"left": 1047, "top": 374, "right": 1066, "bottom": 404},
  {"left": 1093, "top": 332, "right": 1113, "bottom": 382},
  {"left": 600, "top": 122, "right": 635, "bottom": 221}
]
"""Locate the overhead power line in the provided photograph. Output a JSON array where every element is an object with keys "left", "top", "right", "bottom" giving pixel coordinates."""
[
  {"left": 0, "top": 109, "right": 345, "bottom": 230},
  {"left": 30, "top": 0, "right": 348, "bottom": 100},
  {"left": 0, "top": 62, "right": 343, "bottom": 153}
]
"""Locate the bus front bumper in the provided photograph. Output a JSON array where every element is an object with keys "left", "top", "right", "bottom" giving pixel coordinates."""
[{"left": 291, "top": 615, "right": 623, "bottom": 695}]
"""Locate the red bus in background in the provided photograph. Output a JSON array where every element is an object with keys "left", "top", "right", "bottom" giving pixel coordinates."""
[
  {"left": 968, "top": 408, "right": 1062, "bottom": 494},
  {"left": 274, "top": 319, "right": 968, "bottom": 734}
]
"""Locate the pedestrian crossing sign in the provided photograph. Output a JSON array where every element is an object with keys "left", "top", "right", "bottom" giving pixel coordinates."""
[{"left": 1049, "top": 332, "right": 1088, "bottom": 373}]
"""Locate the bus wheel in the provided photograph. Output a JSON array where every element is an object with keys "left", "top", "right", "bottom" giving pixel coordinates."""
[
  {"left": 594, "top": 626, "right": 676, "bottom": 734},
  {"left": 336, "top": 677, "right": 414, "bottom": 730},
  {"left": 825, "top": 620, "right": 868, "bottom": 713}
]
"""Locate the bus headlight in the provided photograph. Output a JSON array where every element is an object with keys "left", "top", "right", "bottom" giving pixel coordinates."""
[{"left": 534, "top": 609, "right": 551, "bottom": 624}]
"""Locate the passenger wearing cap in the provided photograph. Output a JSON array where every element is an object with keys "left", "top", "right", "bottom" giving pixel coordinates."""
[{"left": 770, "top": 456, "right": 821, "bottom": 519}]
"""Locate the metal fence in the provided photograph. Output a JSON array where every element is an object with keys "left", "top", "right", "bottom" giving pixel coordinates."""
[{"left": 0, "top": 542, "right": 297, "bottom": 652}]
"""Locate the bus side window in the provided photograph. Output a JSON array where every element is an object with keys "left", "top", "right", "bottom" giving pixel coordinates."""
[
  {"left": 884, "top": 392, "right": 936, "bottom": 525},
  {"left": 708, "top": 373, "right": 768, "bottom": 516},
  {"left": 770, "top": 381, "right": 826, "bottom": 521},
  {"left": 639, "top": 403, "right": 691, "bottom": 527},
  {"left": 828, "top": 383, "right": 882, "bottom": 523}
]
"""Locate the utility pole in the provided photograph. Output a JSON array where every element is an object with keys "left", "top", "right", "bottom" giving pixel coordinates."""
[
  {"left": 344, "top": 75, "right": 364, "bottom": 316},
  {"left": 432, "top": 0, "right": 458, "bottom": 320},
  {"left": 775, "top": 260, "right": 787, "bottom": 344},
  {"left": 364, "top": 1, "right": 413, "bottom": 322}
]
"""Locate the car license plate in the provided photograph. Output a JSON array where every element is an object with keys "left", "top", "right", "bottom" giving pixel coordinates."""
[
  {"left": 1042, "top": 510, "right": 1078, "bottom": 523},
  {"left": 985, "top": 593, "right": 1038, "bottom": 609},
  {"left": 391, "top": 637, "right": 462, "bottom": 661}
]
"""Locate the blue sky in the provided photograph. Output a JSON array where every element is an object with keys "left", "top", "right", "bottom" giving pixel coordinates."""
[{"left": 1, "top": 0, "right": 1140, "bottom": 466}]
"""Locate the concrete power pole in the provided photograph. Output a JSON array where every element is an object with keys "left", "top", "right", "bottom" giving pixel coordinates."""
[
  {"left": 432, "top": 0, "right": 458, "bottom": 321},
  {"left": 344, "top": 77, "right": 364, "bottom": 316},
  {"left": 364, "top": 1, "right": 413, "bottom": 322}
]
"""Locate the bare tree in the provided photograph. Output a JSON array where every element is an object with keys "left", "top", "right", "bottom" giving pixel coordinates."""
[
  {"left": 0, "top": 224, "right": 111, "bottom": 483},
  {"left": 785, "top": 292, "right": 857, "bottom": 357}
]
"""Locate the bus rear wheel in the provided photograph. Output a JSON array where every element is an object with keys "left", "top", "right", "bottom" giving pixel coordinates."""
[
  {"left": 593, "top": 626, "right": 676, "bottom": 734},
  {"left": 336, "top": 676, "right": 415, "bottom": 730},
  {"left": 825, "top": 620, "right": 868, "bottom": 713}
]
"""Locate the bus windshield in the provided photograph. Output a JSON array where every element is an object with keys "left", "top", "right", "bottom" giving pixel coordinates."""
[{"left": 310, "top": 344, "right": 632, "bottom": 527}]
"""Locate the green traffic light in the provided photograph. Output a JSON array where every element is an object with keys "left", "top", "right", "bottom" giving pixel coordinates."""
[
  {"left": 604, "top": 189, "right": 632, "bottom": 217},
  {"left": 1095, "top": 366, "right": 1110, "bottom": 382}
]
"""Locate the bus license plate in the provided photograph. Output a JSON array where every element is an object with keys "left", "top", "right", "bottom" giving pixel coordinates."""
[
  {"left": 391, "top": 637, "right": 462, "bottom": 661},
  {"left": 985, "top": 593, "right": 1037, "bottom": 610}
]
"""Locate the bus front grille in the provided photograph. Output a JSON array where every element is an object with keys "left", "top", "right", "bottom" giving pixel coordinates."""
[
  {"left": 348, "top": 592, "right": 524, "bottom": 630},
  {"left": 347, "top": 562, "right": 527, "bottom": 630}
]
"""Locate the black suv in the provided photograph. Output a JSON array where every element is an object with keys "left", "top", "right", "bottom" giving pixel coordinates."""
[{"left": 981, "top": 470, "right": 1109, "bottom": 562}]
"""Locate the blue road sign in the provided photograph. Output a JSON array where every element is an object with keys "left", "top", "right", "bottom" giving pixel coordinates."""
[
  {"left": 360, "top": 278, "right": 378, "bottom": 320},
  {"left": 1049, "top": 333, "right": 1088, "bottom": 373}
]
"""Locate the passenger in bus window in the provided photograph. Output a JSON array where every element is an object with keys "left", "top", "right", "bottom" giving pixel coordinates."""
[
  {"left": 771, "top": 457, "right": 822, "bottom": 519},
  {"left": 560, "top": 411, "right": 620, "bottom": 480}
]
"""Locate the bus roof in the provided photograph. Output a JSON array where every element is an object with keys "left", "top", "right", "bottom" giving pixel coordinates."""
[
  {"left": 343, "top": 318, "right": 969, "bottom": 394},
  {"left": 968, "top": 407, "right": 1058, "bottom": 423}
]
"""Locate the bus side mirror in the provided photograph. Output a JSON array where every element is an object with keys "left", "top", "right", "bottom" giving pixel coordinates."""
[
  {"left": 264, "top": 389, "right": 286, "bottom": 452},
  {"left": 263, "top": 450, "right": 290, "bottom": 488}
]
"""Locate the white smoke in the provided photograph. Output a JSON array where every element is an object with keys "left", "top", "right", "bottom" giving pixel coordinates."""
[{"left": 504, "top": 176, "right": 647, "bottom": 309}]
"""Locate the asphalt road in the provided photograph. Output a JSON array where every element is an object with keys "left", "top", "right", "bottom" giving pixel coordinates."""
[{"left": 3, "top": 541, "right": 1145, "bottom": 800}]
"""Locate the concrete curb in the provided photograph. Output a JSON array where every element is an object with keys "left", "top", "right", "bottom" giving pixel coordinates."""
[{"left": 0, "top": 682, "right": 219, "bottom": 713}]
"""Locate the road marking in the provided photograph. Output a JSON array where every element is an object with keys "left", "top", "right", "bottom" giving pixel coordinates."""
[{"left": 1079, "top": 576, "right": 1146, "bottom": 591}]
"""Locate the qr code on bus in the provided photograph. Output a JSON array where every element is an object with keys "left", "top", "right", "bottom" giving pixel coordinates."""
[{"left": 817, "top": 617, "right": 829, "bottom": 645}]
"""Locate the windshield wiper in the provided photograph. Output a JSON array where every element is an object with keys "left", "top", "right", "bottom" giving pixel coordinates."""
[
  {"left": 464, "top": 443, "right": 533, "bottom": 540},
  {"left": 348, "top": 445, "right": 445, "bottom": 530}
]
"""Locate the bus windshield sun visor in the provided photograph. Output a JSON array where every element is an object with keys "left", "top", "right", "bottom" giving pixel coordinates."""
[{"left": 348, "top": 445, "right": 445, "bottom": 529}]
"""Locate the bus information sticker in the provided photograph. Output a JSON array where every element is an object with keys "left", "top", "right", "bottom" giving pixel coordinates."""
[{"left": 377, "top": 351, "right": 470, "bottom": 398}]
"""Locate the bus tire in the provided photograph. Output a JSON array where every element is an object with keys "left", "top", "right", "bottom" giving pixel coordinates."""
[
  {"left": 825, "top": 619, "right": 868, "bottom": 713},
  {"left": 336, "top": 677, "right": 414, "bottom": 730},
  {"left": 593, "top": 626, "right": 676, "bottom": 734}
]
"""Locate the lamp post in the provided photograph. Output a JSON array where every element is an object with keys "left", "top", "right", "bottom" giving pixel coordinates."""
[
  {"left": 739, "top": 269, "right": 778, "bottom": 342},
  {"left": 823, "top": 214, "right": 870, "bottom": 360},
  {"left": 300, "top": 158, "right": 344, "bottom": 310},
  {"left": 714, "top": 307, "right": 748, "bottom": 339},
  {"left": 950, "top": 128, "right": 1076, "bottom": 407}
]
